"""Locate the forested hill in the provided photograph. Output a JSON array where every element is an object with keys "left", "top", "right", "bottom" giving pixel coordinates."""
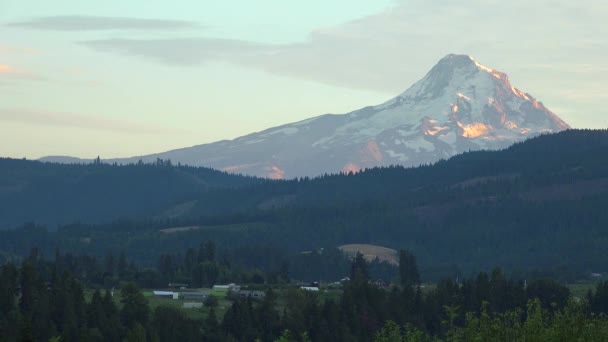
[
  {"left": 0, "top": 158, "right": 262, "bottom": 228},
  {"left": 182, "top": 129, "right": 608, "bottom": 217},
  {"left": 3, "top": 130, "right": 608, "bottom": 279},
  {"left": 2, "top": 129, "right": 608, "bottom": 228},
  {"left": 154, "top": 129, "right": 608, "bottom": 277}
]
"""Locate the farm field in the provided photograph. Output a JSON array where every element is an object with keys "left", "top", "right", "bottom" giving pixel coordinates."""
[{"left": 339, "top": 244, "right": 399, "bottom": 265}]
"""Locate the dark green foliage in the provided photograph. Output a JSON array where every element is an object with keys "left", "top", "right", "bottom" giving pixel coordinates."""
[
  {"left": 588, "top": 281, "right": 608, "bottom": 314},
  {"left": 0, "top": 264, "right": 20, "bottom": 341},
  {"left": 351, "top": 252, "right": 369, "bottom": 281},
  {"left": 204, "top": 295, "right": 219, "bottom": 308},
  {"left": 399, "top": 250, "right": 420, "bottom": 287},
  {"left": 120, "top": 282, "right": 149, "bottom": 330},
  {"left": 0, "top": 157, "right": 260, "bottom": 228},
  {"left": 204, "top": 308, "right": 221, "bottom": 342},
  {"left": 525, "top": 279, "right": 570, "bottom": 311},
  {"left": 221, "top": 298, "right": 259, "bottom": 341},
  {"left": 153, "top": 306, "right": 202, "bottom": 341},
  {"left": 4, "top": 251, "right": 608, "bottom": 341},
  {"left": 124, "top": 323, "right": 146, "bottom": 342},
  {"left": 3, "top": 129, "right": 608, "bottom": 340},
  {"left": 3, "top": 130, "right": 608, "bottom": 281}
]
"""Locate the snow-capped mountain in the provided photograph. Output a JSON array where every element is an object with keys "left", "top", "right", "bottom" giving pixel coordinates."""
[{"left": 43, "top": 54, "right": 570, "bottom": 178}]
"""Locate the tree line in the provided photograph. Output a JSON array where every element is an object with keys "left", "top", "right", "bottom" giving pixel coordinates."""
[{"left": 4, "top": 249, "right": 608, "bottom": 341}]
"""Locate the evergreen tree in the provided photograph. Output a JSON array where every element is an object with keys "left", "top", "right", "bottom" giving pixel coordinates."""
[
  {"left": 204, "top": 307, "right": 221, "bottom": 341},
  {"left": 399, "top": 250, "right": 420, "bottom": 288},
  {"left": 351, "top": 252, "right": 369, "bottom": 281},
  {"left": 204, "top": 240, "right": 216, "bottom": 262},
  {"left": 0, "top": 264, "right": 20, "bottom": 341},
  {"left": 120, "top": 283, "right": 149, "bottom": 330},
  {"left": 117, "top": 252, "right": 128, "bottom": 278},
  {"left": 124, "top": 323, "right": 146, "bottom": 342}
]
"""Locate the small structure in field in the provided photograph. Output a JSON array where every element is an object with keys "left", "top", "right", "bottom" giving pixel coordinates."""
[
  {"left": 300, "top": 286, "right": 319, "bottom": 292},
  {"left": 168, "top": 283, "right": 189, "bottom": 289},
  {"left": 180, "top": 292, "right": 208, "bottom": 300},
  {"left": 183, "top": 302, "right": 204, "bottom": 309},
  {"left": 213, "top": 283, "right": 240, "bottom": 292},
  {"left": 373, "top": 279, "right": 388, "bottom": 289},
  {"left": 153, "top": 291, "right": 178, "bottom": 299},
  {"left": 238, "top": 290, "right": 266, "bottom": 299}
]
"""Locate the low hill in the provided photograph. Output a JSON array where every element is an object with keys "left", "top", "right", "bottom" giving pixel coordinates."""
[{"left": 0, "top": 158, "right": 260, "bottom": 228}]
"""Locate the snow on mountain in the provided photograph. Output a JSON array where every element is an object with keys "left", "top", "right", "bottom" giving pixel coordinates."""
[{"left": 42, "top": 54, "right": 570, "bottom": 178}]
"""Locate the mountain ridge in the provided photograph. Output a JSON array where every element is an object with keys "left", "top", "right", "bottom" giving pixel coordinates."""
[{"left": 40, "top": 54, "right": 570, "bottom": 178}]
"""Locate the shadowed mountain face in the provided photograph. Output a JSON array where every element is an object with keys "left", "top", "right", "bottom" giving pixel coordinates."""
[{"left": 42, "top": 54, "right": 569, "bottom": 178}]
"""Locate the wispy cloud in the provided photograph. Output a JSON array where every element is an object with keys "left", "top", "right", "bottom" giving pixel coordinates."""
[
  {"left": 0, "top": 64, "right": 45, "bottom": 82},
  {"left": 0, "top": 65, "right": 14, "bottom": 73},
  {"left": 76, "top": 0, "right": 608, "bottom": 93},
  {"left": 0, "top": 44, "right": 42, "bottom": 55},
  {"left": 7, "top": 15, "right": 199, "bottom": 31},
  {"left": 0, "top": 108, "right": 192, "bottom": 134},
  {"left": 81, "top": 38, "right": 266, "bottom": 66}
]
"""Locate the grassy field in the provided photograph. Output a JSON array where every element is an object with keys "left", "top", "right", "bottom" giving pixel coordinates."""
[
  {"left": 159, "top": 226, "right": 202, "bottom": 234},
  {"left": 85, "top": 288, "right": 231, "bottom": 321},
  {"left": 145, "top": 289, "right": 233, "bottom": 320},
  {"left": 338, "top": 244, "right": 399, "bottom": 265},
  {"left": 568, "top": 283, "right": 596, "bottom": 300},
  {"left": 84, "top": 281, "right": 597, "bottom": 324},
  {"left": 158, "top": 222, "right": 269, "bottom": 235}
]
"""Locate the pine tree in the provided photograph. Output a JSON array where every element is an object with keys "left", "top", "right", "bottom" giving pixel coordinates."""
[
  {"left": 205, "top": 308, "right": 221, "bottom": 342},
  {"left": 120, "top": 283, "right": 149, "bottom": 330},
  {"left": 399, "top": 250, "right": 420, "bottom": 288},
  {"left": 350, "top": 252, "right": 369, "bottom": 281},
  {"left": 117, "top": 252, "right": 127, "bottom": 279}
]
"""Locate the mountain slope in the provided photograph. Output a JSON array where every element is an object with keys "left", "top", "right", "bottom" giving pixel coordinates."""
[{"left": 55, "top": 54, "right": 568, "bottom": 178}]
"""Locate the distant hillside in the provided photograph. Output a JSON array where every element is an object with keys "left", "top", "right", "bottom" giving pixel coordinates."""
[
  {"left": 3, "top": 130, "right": 608, "bottom": 280},
  {"left": 177, "top": 129, "right": 608, "bottom": 218},
  {"left": 0, "top": 158, "right": 261, "bottom": 228}
]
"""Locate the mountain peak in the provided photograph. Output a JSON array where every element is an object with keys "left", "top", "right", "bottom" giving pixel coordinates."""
[
  {"left": 437, "top": 54, "right": 476, "bottom": 66},
  {"left": 45, "top": 55, "right": 570, "bottom": 178},
  {"left": 400, "top": 53, "right": 528, "bottom": 105},
  {"left": 431, "top": 54, "right": 504, "bottom": 79},
  {"left": 432, "top": 53, "right": 502, "bottom": 75}
]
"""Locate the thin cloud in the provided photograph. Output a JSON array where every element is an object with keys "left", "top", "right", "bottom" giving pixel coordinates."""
[
  {"left": 77, "top": 0, "right": 607, "bottom": 94},
  {"left": 0, "top": 108, "right": 192, "bottom": 135},
  {"left": 81, "top": 38, "right": 267, "bottom": 66},
  {"left": 0, "top": 64, "right": 45, "bottom": 82},
  {"left": 7, "top": 15, "right": 199, "bottom": 31},
  {"left": 0, "top": 44, "right": 41, "bottom": 55},
  {"left": 0, "top": 64, "right": 15, "bottom": 73}
]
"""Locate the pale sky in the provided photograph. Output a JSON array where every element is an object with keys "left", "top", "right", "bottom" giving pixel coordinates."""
[{"left": 1, "top": 0, "right": 607, "bottom": 159}]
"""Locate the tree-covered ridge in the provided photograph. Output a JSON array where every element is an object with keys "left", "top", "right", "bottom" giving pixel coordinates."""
[
  {"left": 3, "top": 129, "right": 608, "bottom": 229},
  {"left": 183, "top": 129, "right": 608, "bottom": 216},
  {"left": 4, "top": 249, "right": 608, "bottom": 341},
  {"left": 2, "top": 129, "right": 608, "bottom": 280},
  {"left": 0, "top": 157, "right": 263, "bottom": 228}
]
